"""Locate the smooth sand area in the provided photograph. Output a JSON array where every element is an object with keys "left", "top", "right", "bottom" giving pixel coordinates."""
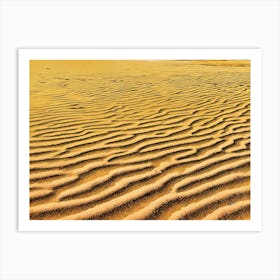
[{"left": 29, "top": 60, "right": 250, "bottom": 220}]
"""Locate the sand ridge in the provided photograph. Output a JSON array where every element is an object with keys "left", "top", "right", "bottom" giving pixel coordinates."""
[{"left": 29, "top": 60, "right": 250, "bottom": 220}]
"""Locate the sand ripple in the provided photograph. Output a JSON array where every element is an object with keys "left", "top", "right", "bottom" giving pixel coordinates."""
[{"left": 29, "top": 60, "right": 250, "bottom": 220}]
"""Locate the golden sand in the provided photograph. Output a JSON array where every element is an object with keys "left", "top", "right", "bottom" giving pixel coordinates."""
[{"left": 29, "top": 60, "right": 250, "bottom": 220}]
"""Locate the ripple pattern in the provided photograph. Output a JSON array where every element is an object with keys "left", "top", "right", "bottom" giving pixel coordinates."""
[{"left": 29, "top": 60, "right": 250, "bottom": 220}]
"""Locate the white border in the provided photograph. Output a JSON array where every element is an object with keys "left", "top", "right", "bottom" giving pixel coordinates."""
[{"left": 18, "top": 49, "right": 262, "bottom": 232}]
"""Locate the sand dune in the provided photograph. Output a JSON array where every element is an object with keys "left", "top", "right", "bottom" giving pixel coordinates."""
[{"left": 29, "top": 60, "right": 250, "bottom": 220}]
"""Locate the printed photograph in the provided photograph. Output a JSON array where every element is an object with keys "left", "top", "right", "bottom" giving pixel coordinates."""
[{"left": 29, "top": 60, "right": 251, "bottom": 220}]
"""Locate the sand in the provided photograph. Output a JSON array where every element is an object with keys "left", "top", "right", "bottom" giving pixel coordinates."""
[{"left": 29, "top": 60, "right": 250, "bottom": 220}]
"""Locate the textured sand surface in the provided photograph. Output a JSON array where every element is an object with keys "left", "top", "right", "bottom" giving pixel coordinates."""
[{"left": 29, "top": 60, "right": 250, "bottom": 220}]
